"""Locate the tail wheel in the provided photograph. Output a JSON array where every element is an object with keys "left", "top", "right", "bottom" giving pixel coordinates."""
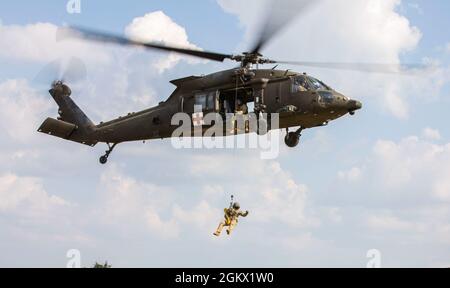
[
  {"left": 99, "top": 156, "right": 108, "bottom": 165},
  {"left": 99, "top": 143, "right": 118, "bottom": 165}
]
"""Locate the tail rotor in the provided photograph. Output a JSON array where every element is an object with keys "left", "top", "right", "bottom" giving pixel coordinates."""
[{"left": 33, "top": 57, "right": 87, "bottom": 91}]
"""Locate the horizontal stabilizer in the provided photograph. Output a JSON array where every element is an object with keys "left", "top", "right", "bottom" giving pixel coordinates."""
[{"left": 38, "top": 117, "right": 97, "bottom": 146}]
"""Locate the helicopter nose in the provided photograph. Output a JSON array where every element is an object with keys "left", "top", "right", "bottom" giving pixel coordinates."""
[
  {"left": 347, "top": 99, "right": 362, "bottom": 115},
  {"left": 348, "top": 100, "right": 362, "bottom": 111}
]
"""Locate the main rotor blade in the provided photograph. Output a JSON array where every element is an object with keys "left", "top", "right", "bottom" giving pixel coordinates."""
[
  {"left": 59, "top": 26, "right": 234, "bottom": 62},
  {"left": 250, "top": 0, "right": 319, "bottom": 55},
  {"left": 273, "top": 60, "right": 431, "bottom": 74}
]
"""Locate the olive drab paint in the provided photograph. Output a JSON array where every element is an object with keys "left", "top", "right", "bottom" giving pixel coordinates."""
[{"left": 38, "top": 68, "right": 362, "bottom": 164}]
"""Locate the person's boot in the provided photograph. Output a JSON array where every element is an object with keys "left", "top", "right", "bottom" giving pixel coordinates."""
[{"left": 213, "top": 231, "right": 220, "bottom": 237}]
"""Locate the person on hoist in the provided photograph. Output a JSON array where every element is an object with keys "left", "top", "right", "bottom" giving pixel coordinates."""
[{"left": 214, "top": 197, "right": 249, "bottom": 237}]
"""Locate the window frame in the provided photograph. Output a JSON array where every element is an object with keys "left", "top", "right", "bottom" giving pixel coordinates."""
[
  {"left": 195, "top": 91, "right": 218, "bottom": 112},
  {"left": 291, "top": 75, "right": 312, "bottom": 93},
  {"left": 307, "top": 76, "right": 331, "bottom": 91}
]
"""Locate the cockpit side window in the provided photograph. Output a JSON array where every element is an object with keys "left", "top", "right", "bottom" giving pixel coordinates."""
[
  {"left": 291, "top": 76, "right": 311, "bottom": 93},
  {"left": 292, "top": 75, "right": 332, "bottom": 92}
]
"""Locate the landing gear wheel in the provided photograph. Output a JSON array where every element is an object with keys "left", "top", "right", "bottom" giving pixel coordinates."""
[
  {"left": 284, "top": 132, "right": 300, "bottom": 148},
  {"left": 99, "top": 156, "right": 108, "bottom": 165},
  {"left": 285, "top": 127, "right": 303, "bottom": 148},
  {"left": 98, "top": 143, "right": 118, "bottom": 165}
]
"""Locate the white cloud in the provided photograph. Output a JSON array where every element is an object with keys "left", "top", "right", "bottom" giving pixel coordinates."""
[
  {"left": 0, "top": 173, "right": 68, "bottom": 217},
  {"left": 218, "top": 0, "right": 421, "bottom": 61},
  {"left": 365, "top": 208, "right": 450, "bottom": 249},
  {"left": 253, "top": 162, "right": 312, "bottom": 227},
  {"left": 125, "top": 11, "right": 202, "bottom": 73},
  {"left": 338, "top": 167, "right": 362, "bottom": 182},
  {"left": 145, "top": 210, "right": 180, "bottom": 239},
  {"left": 327, "top": 207, "right": 343, "bottom": 224},
  {"left": 98, "top": 164, "right": 172, "bottom": 215},
  {"left": 188, "top": 154, "right": 317, "bottom": 228},
  {"left": 0, "top": 22, "right": 127, "bottom": 123},
  {"left": 281, "top": 233, "right": 316, "bottom": 251},
  {"left": 373, "top": 137, "right": 450, "bottom": 200},
  {"left": 173, "top": 201, "right": 219, "bottom": 231},
  {"left": 0, "top": 79, "right": 52, "bottom": 142},
  {"left": 98, "top": 165, "right": 180, "bottom": 238},
  {"left": 368, "top": 214, "right": 419, "bottom": 231},
  {"left": 0, "top": 13, "right": 203, "bottom": 123},
  {"left": 383, "top": 84, "right": 410, "bottom": 119},
  {"left": 422, "top": 127, "right": 441, "bottom": 141},
  {"left": 0, "top": 171, "right": 95, "bottom": 253},
  {"left": 339, "top": 134, "right": 450, "bottom": 202},
  {"left": 434, "top": 171, "right": 450, "bottom": 202},
  {"left": 94, "top": 154, "right": 317, "bottom": 241},
  {"left": 97, "top": 165, "right": 219, "bottom": 239},
  {"left": 332, "top": 134, "right": 450, "bottom": 255},
  {"left": 217, "top": 0, "right": 449, "bottom": 119},
  {"left": 0, "top": 22, "right": 110, "bottom": 64}
]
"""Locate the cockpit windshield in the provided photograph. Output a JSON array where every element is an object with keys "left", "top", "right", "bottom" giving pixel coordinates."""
[
  {"left": 291, "top": 75, "right": 331, "bottom": 93},
  {"left": 308, "top": 77, "right": 330, "bottom": 90}
]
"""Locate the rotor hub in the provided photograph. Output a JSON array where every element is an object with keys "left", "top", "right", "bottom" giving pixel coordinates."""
[{"left": 232, "top": 52, "right": 276, "bottom": 67}]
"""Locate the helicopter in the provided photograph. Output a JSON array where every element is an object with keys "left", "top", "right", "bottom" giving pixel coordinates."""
[{"left": 39, "top": 1, "right": 419, "bottom": 165}]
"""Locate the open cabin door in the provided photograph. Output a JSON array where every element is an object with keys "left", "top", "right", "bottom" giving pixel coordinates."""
[{"left": 217, "top": 87, "right": 255, "bottom": 135}]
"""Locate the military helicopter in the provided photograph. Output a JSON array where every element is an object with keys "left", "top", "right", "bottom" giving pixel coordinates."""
[{"left": 38, "top": 1, "right": 417, "bottom": 165}]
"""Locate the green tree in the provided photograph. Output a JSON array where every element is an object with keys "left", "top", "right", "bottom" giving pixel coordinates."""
[{"left": 92, "top": 261, "right": 111, "bottom": 268}]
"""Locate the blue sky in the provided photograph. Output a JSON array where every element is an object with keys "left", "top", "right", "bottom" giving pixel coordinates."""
[{"left": 0, "top": 0, "right": 449, "bottom": 268}]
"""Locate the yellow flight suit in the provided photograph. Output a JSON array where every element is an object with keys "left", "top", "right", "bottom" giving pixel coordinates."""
[{"left": 214, "top": 207, "right": 249, "bottom": 236}]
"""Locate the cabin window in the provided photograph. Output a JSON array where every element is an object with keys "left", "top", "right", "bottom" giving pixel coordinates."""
[
  {"left": 195, "top": 91, "right": 217, "bottom": 111},
  {"left": 206, "top": 92, "right": 216, "bottom": 110},
  {"left": 195, "top": 93, "right": 207, "bottom": 110}
]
